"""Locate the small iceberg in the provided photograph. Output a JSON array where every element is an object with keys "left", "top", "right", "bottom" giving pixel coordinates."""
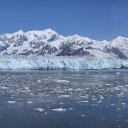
[{"left": 52, "top": 108, "right": 66, "bottom": 112}]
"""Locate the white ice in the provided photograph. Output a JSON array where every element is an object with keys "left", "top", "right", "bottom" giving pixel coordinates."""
[
  {"left": 52, "top": 108, "right": 66, "bottom": 112},
  {"left": 0, "top": 56, "right": 127, "bottom": 70}
]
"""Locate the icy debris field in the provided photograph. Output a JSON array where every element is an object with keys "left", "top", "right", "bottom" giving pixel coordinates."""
[{"left": 0, "top": 70, "right": 128, "bottom": 128}]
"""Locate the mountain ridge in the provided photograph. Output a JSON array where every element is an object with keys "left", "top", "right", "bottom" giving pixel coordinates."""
[{"left": 0, "top": 29, "right": 128, "bottom": 60}]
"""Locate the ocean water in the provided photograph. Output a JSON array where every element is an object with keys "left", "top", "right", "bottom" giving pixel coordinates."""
[{"left": 0, "top": 70, "right": 128, "bottom": 128}]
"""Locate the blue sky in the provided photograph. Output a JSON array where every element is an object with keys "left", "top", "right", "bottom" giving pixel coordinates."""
[{"left": 0, "top": 0, "right": 128, "bottom": 40}]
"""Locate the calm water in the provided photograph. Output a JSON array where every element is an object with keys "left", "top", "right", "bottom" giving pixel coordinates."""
[{"left": 0, "top": 70, "right": 128, "bottom": 128}]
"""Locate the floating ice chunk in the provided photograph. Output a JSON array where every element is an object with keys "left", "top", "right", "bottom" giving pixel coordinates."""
[
  {"left": 55, "top": 79, "right": 69, "bottom": 84},
  {"left": 34, "top": 107, "right": 44, "bottom": 112},
  {"left": 121, "top": 103, "right": 126, "bottom": 106},
  {"left": 60, "top": 102, "right": 64, "bottom": 105},
  {"left": 24, "top": 87, "right": 30, "bottom": 92},
  {"left": 114, "top": 87, "right": 120, "bottom": 91},
  {"left": 81, "top": 100, "right": 89, "bottom": 103},
  {"left": 117, "top": 92, "right": 124, "bottom": 97},
  {"left": 80, "top": 95, "right": 88, "bottom": 98},
  {"left": 115, "top": 72, "right": 121, "bottom": 75},
  {"left": 7, "top": 101, "right": 16, "bottom": 104},
  {"left": 0, "top": 86, "right": 8, "bottom": 89},
  {"left": 44, "top": 112, "right": 47, "bottom": 115},
  {"left": 117, "top": 108, "right": 120, "bottom": 111},
  {"left": 99, "top": 95, "right": 104, "bottom": 99},
  {"left": 52, "top": 108, "right": 66, "bottom": 112},
  {"left": 91, "top": 96, "right": 97, "bottom": 101},
  {"left": 97, "top": 100, "right": 102, "bottom": 103},
  {"left": 27, "top": 101, "right": 33, "bottom": 104},
  {"left": 91, "top": 104, "right": 98, "bottom": 107},
  {"left": 69, "top": 108, "right": 74, "bottom": 111},
  {"left": 37, "top": 80, "right": 42, "bottom": 83},
  {"left": 58, "top": 95, "right": 70, "bottom": 98},
  {"left": 81, "top": 115, "right": 85, "bottom": 117},
  {"left": 68, "top": 88, "right": 73, "bottom": 91},
  {"left": 105, "top": 83, "right": 111, "bottom": 86},
  {"left": 75, "top": 88, "right": 83, "bottom": 91},
  {"left": 79, "top": 100, "right": 88, "bottom": 103}
]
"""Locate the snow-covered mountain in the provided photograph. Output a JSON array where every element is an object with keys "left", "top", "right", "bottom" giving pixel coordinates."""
[
  {"left": 0, "top": 28, "right": 128, "bottom": 70},
  {"left": 0, "top": 28, "right": 127, "bottom": 59}
]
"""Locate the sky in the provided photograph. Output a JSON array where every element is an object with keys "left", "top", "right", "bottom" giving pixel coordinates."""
[{"left": 0, "top": 0, "right": 128, "bottom": 40}]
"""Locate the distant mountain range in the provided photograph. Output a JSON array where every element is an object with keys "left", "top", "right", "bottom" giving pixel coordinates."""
[{"left": 0, "top": 28, "right": 128, "bottom": 60}]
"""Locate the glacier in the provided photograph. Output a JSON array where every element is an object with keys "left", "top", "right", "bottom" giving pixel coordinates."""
[{"left": 0, "top": 56, "right": 127, "bottom": 70}]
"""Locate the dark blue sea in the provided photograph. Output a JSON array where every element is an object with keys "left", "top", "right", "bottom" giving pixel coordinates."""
[{"left": 0, "top": 70, "right": 128, "bottom": 128}]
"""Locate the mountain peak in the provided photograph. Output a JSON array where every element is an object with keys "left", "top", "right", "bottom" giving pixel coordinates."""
[
  {"left": 13, "top": 30, "right": 24, "bottom": 35},
  {"left": 111, "top": 36, "right": 128, "bottom": 43},
  {"left": 117, "top": 35, "right": 125, "bottom": 38},
  {"left": 44, "top": 28, "right": 55, "bottom": 32}
]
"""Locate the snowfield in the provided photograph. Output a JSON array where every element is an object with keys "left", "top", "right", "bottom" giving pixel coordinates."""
[{"left": 0, "top": 56, "right": 127, "bottom": 70}]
